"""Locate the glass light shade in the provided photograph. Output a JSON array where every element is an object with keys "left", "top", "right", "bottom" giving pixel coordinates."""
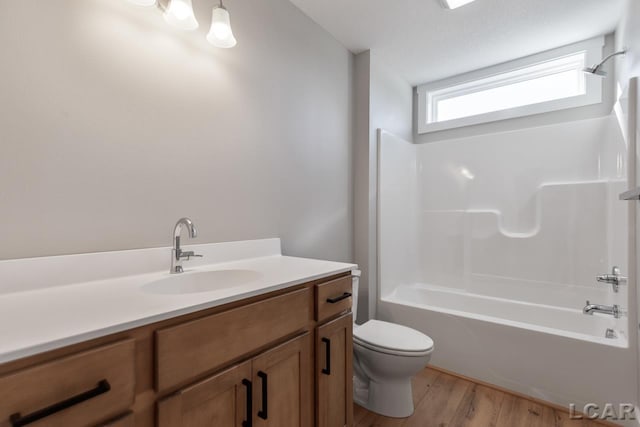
[
  {"left": 128, "top": 0, "right": 156, "bottom": 6},
  {"left": 164, "top": 0, "right": 199, "bottom": 30},
  {"left": 207, "top": 6, "right": 237, "bottom": 48}
]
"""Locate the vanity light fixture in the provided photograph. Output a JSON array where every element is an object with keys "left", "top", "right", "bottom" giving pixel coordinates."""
[
  {"left": 127, "top": 0, "right": 238, "bottom": 47},
  {"left": 206, "top": 0, "right": 237, "bottom": 48},
  {"left": 163, "top": 0, "right": 199, "bottom": 30},
  {"left": 440, "top": 0, "right": 477, "bottom": 9}
]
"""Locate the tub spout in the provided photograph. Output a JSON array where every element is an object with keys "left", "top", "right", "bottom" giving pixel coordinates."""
[{"left": 583, "top": 301, "right": 621, "bottom": 318}]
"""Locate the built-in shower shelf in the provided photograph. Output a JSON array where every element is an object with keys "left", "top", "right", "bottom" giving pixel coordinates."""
[{"left": 619, "top": 187, "right": 640, "bottom": 201}]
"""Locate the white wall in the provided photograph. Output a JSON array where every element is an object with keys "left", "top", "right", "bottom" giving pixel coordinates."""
[
  {"left": 353, "top": 50, "right": 413, "bottom": 322},
  {"left": 0, "top": 0, "right": 354, "bottom": 262}
]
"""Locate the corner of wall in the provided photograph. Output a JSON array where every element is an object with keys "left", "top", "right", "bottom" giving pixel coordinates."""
[
  {"left": 353, "top": 50, "right": 372, "bottom": 323},
  {"left": 352, "top": 49, "right": 414, "bottom": 322}
]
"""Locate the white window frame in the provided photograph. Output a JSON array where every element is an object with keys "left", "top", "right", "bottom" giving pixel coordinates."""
[{"left": 417, "top": 36, "right": 605, "bottom": 134}]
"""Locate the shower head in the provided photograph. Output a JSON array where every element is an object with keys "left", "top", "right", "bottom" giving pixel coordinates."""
[
  {"left": 582, "top": 66, "right": 608, "bottom": 77},
  {"left": 583, "top": 49, "right": 627, "bottom": 78}
]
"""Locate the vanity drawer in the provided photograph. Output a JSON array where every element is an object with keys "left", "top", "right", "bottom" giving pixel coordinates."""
[
  {"left": 156, "top": 287, "right": 313, "bottom": 391},
  {"left": 316, "top": 276, "right": 353, "bottom": 322},
  {"left": 0, "top": 339, "right": 135, "bottom": 427}
]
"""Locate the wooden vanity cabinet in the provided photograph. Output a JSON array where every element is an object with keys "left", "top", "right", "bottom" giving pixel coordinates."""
[
  {"left": 155, "top": 288, "right": 313, "bottom": 392},
  {"left": 251, "top": 333, "right": 313, "bottom": 427},
  {"left": 157, "top": 333, "right": 313, "bottom": 427},
  {"left": 0, "top": 272, "right": 353, "bottom": 427},
  {"left": 315, "top": 276, "right": 353, "bottom": 323},
  {"left": 157, "top": 361, "right": 252, "bottom": 426},
  {"left": 315, "top": 314, "right": 353, "bottom": 427},
  {"left": 157, "top": 273, "right": 352, "bottom": 427},
  {"left": 314, "top": 274, "right": 354, "bottom": 427}
]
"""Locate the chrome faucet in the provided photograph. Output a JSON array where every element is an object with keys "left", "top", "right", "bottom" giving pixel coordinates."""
[
  {"left": 596, "top": 266, "right": 626, "bottom": 293},
  {"left": 583, "top": 301, "right": 622, "bottom": 318},
  {"left": 171, "top": 218, "right": 203, "bottom": 274}
]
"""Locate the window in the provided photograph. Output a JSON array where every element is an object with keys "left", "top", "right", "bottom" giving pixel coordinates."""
[
  {"left": 417, "top": 37, "right": 605, "bottom": 134},
  {"left": 431, "top": 53, "right": 587, "bottom": 123}
]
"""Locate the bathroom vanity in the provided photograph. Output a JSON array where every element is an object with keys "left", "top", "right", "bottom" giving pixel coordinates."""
[{"left": 0, "top": 239, "right": 355, "bottom": 427}]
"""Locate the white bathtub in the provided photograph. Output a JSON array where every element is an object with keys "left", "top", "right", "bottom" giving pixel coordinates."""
[
  {"left": 388, "top": 283, "right": 626, "bottom": 347},
  {"left": 378, "top": 284, "right": 637, "bottom": 424}
]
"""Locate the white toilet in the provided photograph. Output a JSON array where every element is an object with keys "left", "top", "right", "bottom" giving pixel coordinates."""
[{"left": 351, "top": 271, "right": 434, "bottom": 418}]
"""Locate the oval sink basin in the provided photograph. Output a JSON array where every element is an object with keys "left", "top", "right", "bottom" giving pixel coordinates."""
[{"left": 142, "top": 269, "right": 263, "bottom": 295}]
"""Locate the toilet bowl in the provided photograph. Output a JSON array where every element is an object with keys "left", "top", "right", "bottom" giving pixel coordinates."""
[{"left": 351, "top": 271, "right": 434, "bottom": 418}]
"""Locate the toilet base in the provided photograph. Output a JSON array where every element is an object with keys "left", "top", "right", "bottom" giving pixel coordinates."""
[{"left": 353, "top": 376, "right": 415, "bottom": 418}]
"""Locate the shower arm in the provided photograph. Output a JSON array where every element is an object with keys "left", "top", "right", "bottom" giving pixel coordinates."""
[{"left": 590, "top": 50, "right": 627, "bottom": 74}]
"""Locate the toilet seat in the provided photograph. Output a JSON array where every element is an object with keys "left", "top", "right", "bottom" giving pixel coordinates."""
[{"left": 353, "top": 320, "right": 434, "bottom": 357}]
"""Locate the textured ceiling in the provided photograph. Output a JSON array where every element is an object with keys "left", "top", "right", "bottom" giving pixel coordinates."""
[{"left": 289, "top": 0, "right": 626, "bottom": 85}]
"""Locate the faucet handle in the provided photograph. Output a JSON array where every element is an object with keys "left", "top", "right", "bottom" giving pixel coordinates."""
[
  {"left": 596, "top": 266, "right": 626, "bottom": 293},
  {"left": 177, "top": 249, "right": 203, "bottom": 261}
]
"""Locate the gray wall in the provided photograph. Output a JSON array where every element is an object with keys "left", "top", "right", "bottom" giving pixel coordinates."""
[
  {"left": 353, "top": 50, "right": 413, "bottom": 322},
  {"left": 353, "top": 51, "right": 372, "bottom": 323},
  {"left": 0, "top": 0, "right": 354, "bottom": 261}
]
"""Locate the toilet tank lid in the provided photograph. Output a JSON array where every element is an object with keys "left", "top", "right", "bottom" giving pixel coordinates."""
[{"left": 353, "top": 320, "right": 434, "bottom": 353}]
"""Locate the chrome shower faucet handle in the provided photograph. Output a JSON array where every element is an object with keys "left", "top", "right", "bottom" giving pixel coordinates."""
[{"left": 596, "top": 266, "right": 626, "bottom": 293}]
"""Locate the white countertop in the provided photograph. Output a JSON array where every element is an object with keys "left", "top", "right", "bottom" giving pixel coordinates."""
[{"left": 0, "top": 239, "right": 356, "bottom": 364}]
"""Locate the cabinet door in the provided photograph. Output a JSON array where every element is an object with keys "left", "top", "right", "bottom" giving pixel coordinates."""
[
  {"left": 316, "top": 314, "right": 353, "bottom": 427},
  {"left": 252, "top": 333, "right": 313, "bottom": 427},
  {"left": 157, "top": 361, "right": 252, "bottom": 427}
]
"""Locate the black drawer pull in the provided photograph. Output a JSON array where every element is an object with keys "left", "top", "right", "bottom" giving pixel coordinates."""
[
  {"left": 242, "top": 379, "right": 252, "bottom": 427},
  {"left": 322, "top": 337, "right": 331, "bottom": 375},
  {"left": 9, "top": 380, "right": 111, "bottom": 427},
  {"left": 326, "top": 292, "right": 352, "bottom": 304},
  {"left": 257, "top": 371, "right": 268, "bottom": 420}
]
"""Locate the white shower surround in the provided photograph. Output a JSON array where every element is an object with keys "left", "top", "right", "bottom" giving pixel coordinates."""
[{"left": 376, "top": 115, "right": 636, "bottom": 420}]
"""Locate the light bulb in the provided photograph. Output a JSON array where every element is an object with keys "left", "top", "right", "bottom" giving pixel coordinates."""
[
  {"left": 441, "top": 0, "right": 477, "bottom": 9},
  {"left": 128, "top": 0, "right": 157, "bottom": 6},
  {"left": 207, "top": 5, "right": 237, "bottom": 48},
  {"left": 164, "top": 0, "right": 199, "bottom": 30},
  {"left": 211, "top": 8, "right": 231, "bottom": 38}
]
